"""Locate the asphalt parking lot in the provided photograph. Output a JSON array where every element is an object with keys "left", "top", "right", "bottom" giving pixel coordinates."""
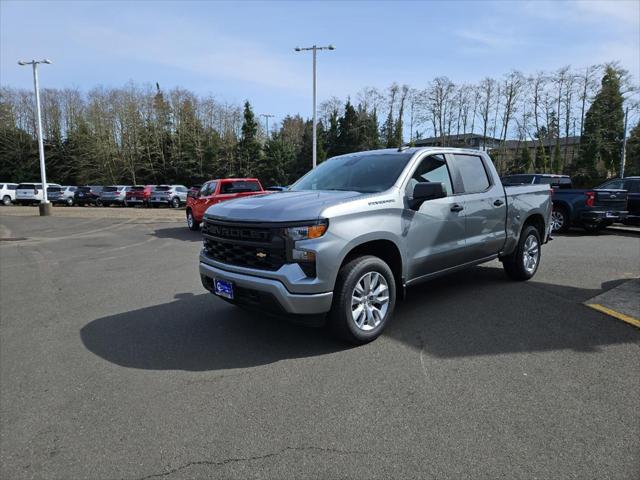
[{"left": 1, "top": 209, "right": 639, "bottom": 479}]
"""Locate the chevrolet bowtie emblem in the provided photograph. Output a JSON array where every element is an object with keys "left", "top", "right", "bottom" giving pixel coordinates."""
[{"left": 256, "top": 252, "right": 267, "bottom": 259}]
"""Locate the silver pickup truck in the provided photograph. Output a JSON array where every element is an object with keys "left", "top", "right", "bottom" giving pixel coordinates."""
[{"left": 198, "top": 147, "right": 552, "bottom": 344}]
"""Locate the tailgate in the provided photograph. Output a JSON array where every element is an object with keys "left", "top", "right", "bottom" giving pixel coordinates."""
[{"left": 594, "top": 189, "right": 627, "bottom": 210}]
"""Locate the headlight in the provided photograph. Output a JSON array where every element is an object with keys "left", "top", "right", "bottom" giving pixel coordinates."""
[{"left": 285, "top": 220, "right": 328, "bottom": 241}]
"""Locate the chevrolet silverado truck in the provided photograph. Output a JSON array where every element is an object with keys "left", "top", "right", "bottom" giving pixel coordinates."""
[{"left": 199, "top": 148, "right": 553, "bottom": 344}]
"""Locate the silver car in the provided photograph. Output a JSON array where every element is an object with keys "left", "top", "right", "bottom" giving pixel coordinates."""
[
  {"left": 48, "top": 186, "right": 77, "bottom": 206},
  {"left": 99, "top": 186, "right": 130, "bottom": 206},
  {"left": 149, "top": 185, "right": 188, "bottom": 208}
]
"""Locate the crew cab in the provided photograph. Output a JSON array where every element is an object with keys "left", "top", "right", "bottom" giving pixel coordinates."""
[
  {"left": 125, "top": 185, "right": 155, "bottom": 207},
  {"left": 198, "top": 148, "right": 552, "bottom": 344},
  {"left": 186, "top": 178, "right": 266, "bottom": 230},
  {"left": 597, "top": 177, "right": 640, "bottom": 225},
  {"left": 503, "top": 174, "right": 628, "bottom": 233},
  {"left": 15, "top": 183, "right": 61, "bottom": 205}
]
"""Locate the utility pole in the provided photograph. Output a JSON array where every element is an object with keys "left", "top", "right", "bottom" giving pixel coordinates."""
[
  {"left": 18, "top": 59, "right": 52, "bottom": 216},
  {"left": 294, "top": 44, "right": 335, "bottom": 168},
  {"left": 621, "top": 105, "right": 629, "bottom": 178},
  {"left": 260, "top": 114, "right": 274, "bottom": 139}
]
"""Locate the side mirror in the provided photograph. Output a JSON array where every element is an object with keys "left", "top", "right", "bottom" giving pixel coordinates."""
[{"left": 409, "top": 182, "right": 446, "bottom": 210}]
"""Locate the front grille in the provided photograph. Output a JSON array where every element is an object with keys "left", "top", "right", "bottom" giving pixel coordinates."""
[{"left": 202, "top": 219, "right": 287, "bottom": 271}]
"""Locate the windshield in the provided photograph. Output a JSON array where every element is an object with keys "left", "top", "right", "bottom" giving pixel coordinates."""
[
  {"left": 103, "top": 186, "right": 119, "bottom": 192},
  {"left": 290, "top": 152, "right": 414, "bottom": 193},
  {"left": 155, "top": 186, "right": 171, "bottom": 191}
]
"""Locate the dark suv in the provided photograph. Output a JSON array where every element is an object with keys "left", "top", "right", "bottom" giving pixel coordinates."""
[
  {"left": 75, "top": 186, "right": 104, "bottom": 206},
  {"left": 598, "top": 177, "right": 640, "bottom": 225}
]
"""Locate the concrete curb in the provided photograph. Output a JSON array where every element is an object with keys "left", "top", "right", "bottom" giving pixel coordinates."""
[{"left": 585, "top": 278, "right": 640, "bottom": 328}]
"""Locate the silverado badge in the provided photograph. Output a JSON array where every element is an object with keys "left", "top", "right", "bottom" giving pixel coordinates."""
[{"left": 256, "top": 251, "right": 267, "bottom": 259}]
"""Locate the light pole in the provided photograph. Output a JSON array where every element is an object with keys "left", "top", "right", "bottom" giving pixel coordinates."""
[
  {"left": 18, "top": 59, "right": 52, "bottom": 216},
  {"left": 260, "top": 113, "right": 274, "bottom": 138},
  {"left": 294, "top": 44, "right": 335, "bottom": 168}
]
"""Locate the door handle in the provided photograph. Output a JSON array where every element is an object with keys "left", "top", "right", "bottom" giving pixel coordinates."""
[
  {"left": 450, "top": 204, "right": 464, "bottom": 212},
  {"left": 493, "top": 199, "right": 504, "bottom": 206}
]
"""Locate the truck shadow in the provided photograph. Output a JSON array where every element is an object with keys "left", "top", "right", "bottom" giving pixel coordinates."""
[
  {"left": 387, "top": 266, "right": 639, "bottom": 358},
  {"left": 80, "top": 292, "right": 344, "bottom": 371},
  {"left": 150, "top": 226, "right": 203, "bottom": 242},
  {"left": 80, "top": 267, "right": 639, "bottom": 372}
]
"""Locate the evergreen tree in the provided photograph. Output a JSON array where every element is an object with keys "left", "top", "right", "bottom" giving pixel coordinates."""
[
  {"left": 552, "top": 144, "right": 562, "bottom": 173},
  {"left": 336, "top": 100, "right": 359, "bottom": 155},
  {"left": 324, "top": 110, "right": 339, "bottom": 157},
  {"left": 237, "top": 101, "right": 261, "bottom": 176},
  {"left": 262, "top": 134, "right": 296, "bottom": 186},
  {"left": 625, "top": 122, "right": 640, "bottom": 176},
  {"left": 578, "top": 66, "right": 625, "bottom": 179},
  {"left": 520, "top": 146, "right": 532, "bottom": 172}
]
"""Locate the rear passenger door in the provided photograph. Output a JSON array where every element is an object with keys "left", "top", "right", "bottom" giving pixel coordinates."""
[{"left": 450, "top": 153, "right": 507, "bottom": 262}]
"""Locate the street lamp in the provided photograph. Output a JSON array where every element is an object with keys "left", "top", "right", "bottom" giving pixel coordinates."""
[
  {"left": 260, "top": 113, "right": 275, "bottom": 138},
  {"left": 294, "top": 44, "right": 335, "bottom": 168},
  {"left": 18, "top": 59, "right": 53, "bottom": 216}
]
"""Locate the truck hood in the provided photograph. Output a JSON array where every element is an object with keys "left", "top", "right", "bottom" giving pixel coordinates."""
[{"left": 204, "top": 190, "right": 362, "bottom": 222}]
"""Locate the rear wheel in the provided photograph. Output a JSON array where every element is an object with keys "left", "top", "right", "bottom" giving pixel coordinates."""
[
  {"left": 95, "top": 199, "right": 103, "bottom": 207},
  {"left": 2, "top": 195, "right": 11, "bottom": 206},
  {"left": 171, "top": 197, "right": 181, "bottom": 208},
  {"left": 550, "top": 206, "right": 569, "bottom": 233},
  {"left": 328, "top": 255, "right": 396, "bottom": 345},
  {"left": 66, "top": 197, "right": 74, "bottom": 207},
  {"left": 502, "top": 225, "right": 541, "bottom": 281},
  {"left": 186, "top": 209, "right": 200, "bottom": 231}
]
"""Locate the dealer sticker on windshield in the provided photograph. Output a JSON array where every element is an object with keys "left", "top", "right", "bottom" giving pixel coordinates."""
[{"left": 214, "top": 278, "right": 234, "bottom": 299}]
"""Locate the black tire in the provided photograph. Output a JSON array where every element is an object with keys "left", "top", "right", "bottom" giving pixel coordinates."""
[
  {"left": 171, "top": 197, "right": 181, "bottom": 208},
  {"left": 95, "top": 199, "right": 103, "bottom": 207},
  {"left": 328, "top": 255, "right": 396, "bottom": 345},
  {"left": 2, "top": 195, "right": 11, "bottom": 206},
  {"left": 66, "top": 197, "right": 74, "bottom": 207},
  {"left": 550, "top": 205, "right": 569, "bottom": 233},
  {"left": 502, "top": 225, "right": 541, "bottom": 281},
  {"left": 186, "top": 209, "right": 200, "bottom": 231}
]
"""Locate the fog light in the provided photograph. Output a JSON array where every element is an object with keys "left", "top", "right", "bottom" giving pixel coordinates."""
[{"left": 292, "top": 249, "right": 315, "bottom": 261}]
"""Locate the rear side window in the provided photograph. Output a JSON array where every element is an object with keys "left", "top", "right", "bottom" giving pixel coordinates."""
[
  {"left": 103, "top": 186, "right": 118, "bottom": 192},
  {"left": 599, "top": 179, "right": 625, "bottom": 190},
  {"left": 453, "top": 154, "right": 491, "bottom": 194},
  {"left": 155, "top": 186, "right": 171, "bottom": 191},
  {"left": 407, "top": 154, "right": 453, "bottom": 196},
  {"left": 220, "top": 181, "right": 261, "bottom": 194},
  {"left": 131, "top": 186, "right": 144, "bottom": 191},
  {"left": 17, "top": 184, "right": 36, "bottom": 189},
  {"left": 176, "top": 186, "right": 187, "bottom": 192},
  {"left": 624, "top": 180, "right": 640, "bottom": 193},
  {"left": 8, "top": 184, "right": 17, "bottom": 190}
]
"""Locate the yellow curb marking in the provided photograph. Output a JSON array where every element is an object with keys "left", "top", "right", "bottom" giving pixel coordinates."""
[{"left": 586, "top": 303, "right": 640, "bottom": 329}]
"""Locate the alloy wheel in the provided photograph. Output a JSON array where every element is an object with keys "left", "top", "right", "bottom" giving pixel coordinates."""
[{"left": 351, "top": 271, "right": 390, "bottom": 331}]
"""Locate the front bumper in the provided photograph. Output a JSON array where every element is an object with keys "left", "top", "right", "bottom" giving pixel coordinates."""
[
  {"left": 580, "top": 210, "right": 628, "bottom": 224},
  {"left": 199, "top": 261, "right": 333, "bottom": 315}
]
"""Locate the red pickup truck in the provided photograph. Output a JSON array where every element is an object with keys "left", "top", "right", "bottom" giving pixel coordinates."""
[{"left": 186, "top": 178, "right": 266, "bottom": 230}]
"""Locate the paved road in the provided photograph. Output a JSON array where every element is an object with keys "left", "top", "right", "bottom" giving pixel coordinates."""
[{"left": 1, "top": 214, "right": 638, "bottom": 479}]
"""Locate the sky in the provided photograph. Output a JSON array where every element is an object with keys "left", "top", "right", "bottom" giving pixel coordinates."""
[{"left": 1, "top": 0, "right": 639, "bottom": 124}]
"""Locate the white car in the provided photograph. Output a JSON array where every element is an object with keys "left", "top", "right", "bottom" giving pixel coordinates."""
[
  {"left": 15, "top": 183, "right": 61, "bottom": 205},
  {"left": 1, "top": 183, "right": 18, "bottom": 206}
]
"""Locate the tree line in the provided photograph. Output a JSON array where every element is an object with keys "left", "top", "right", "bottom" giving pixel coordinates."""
[{"left": 1, "top": 63, "right": 638, "bottom": 187}]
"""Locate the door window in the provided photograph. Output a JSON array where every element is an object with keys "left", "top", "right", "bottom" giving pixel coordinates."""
[
  {"left": 406, "top": 154, "right": 453, "bottom": 197},
  {"left": 599, "top": 179, "right": 625, "bottom": 190},
  {"left": 453, "top": 154, "right": 491, "bottom": 193}
]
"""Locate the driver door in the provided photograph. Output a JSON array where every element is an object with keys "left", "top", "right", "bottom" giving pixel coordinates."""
[{"left": 404, "top": 154, "right": 467, "bottom": 281}]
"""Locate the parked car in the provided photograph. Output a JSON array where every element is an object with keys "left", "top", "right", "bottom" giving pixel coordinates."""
[
  {"left": 74, "top": 186, "right": 104, "bottom": 206},
  {"left": 125, "top": 185, "right": 155, "bottom": 207},
  {"left": 503, "top": 174, "right": 629, "bottom": 233},
  {"left": 0, "top": 183, "right": 18, "bottom": 205},
  {"left": 99, "top": 186, "right": 130, "bottom": 206},
  {"left": 48, "top": 186, "right": 77, "bottom": 206},
  {"left": 596, "top": 176, "right": 640, "bottom": 225},
  {"left": 198, "top": 148, "right": 552, "bottom": 344},
  {"left": 15, "top": 183, "right": 61, "bottom": 205},
  {"left": 186, "top": 178, "right": 266, "bottom": 230},
  {"left": 149, "top": 185, "right": 188, "bottom": 208}
]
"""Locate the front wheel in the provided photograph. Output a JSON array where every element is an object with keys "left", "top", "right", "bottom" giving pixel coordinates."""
[
  {"left": 66, "top": 197, "right": 74, "bottom": 207},
  {"left": 328, "top": 255, "right": 396, "bottom": 345},
  {"left": 171, "top": 197, "right": 181, "bottom": 208},
  {"left": 186, "top": 210, "right": 200, "bottom": 231},
  {"left": 502, "top": 225, "right": 541, "bottom": 281}
]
